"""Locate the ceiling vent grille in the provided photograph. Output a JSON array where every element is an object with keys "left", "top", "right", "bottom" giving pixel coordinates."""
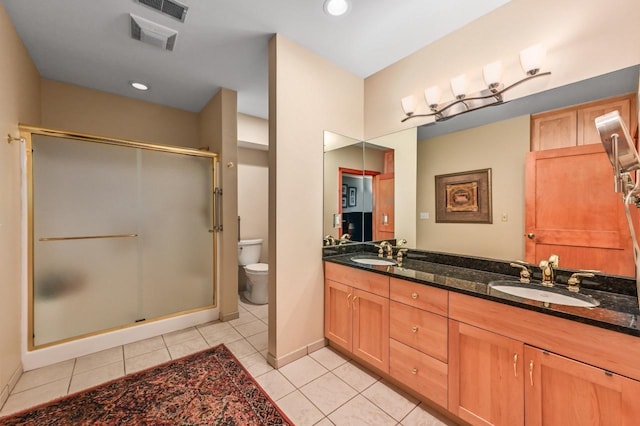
[
  {"left": 136, "top": 0, "right": 188, "bottom": 22},
  {"left": 130, "top": 14, "right": 177, "bottom": 51}
]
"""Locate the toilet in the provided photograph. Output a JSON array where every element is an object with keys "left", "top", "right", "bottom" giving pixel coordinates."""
[{"left": 238, "top": 239, "right": 268, "bottom": 304}]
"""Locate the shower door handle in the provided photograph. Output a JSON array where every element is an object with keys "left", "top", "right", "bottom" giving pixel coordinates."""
[{"left": 527, "top": 233, "right": 535, "bottom": 239}]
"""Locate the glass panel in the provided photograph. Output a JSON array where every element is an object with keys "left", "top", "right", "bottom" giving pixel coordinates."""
[
  {"left": 32, "top": 136, "right": 139, "bottom": 345},
  {"left": 138, "top": 149, "right": 214, "bottom": 319}
]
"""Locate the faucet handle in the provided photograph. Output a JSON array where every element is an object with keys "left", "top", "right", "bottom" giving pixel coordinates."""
[
  {"left": 396, "top": 238, "right": 407, "bottom": 247},
  {"left": 323, "top": 235, "right": 336, "bottom": 246},
  {"left": 567, "top": 271, "right": 596, "bottom": 293},
  {"left": 510, "top": 262, "right": 531, "bottom": 283}
]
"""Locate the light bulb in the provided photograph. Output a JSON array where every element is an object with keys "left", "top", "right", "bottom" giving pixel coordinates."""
[
  {"left": 450, "top": 74, "right": 467, "bottom": 99},
  {"left": 401, "top": 96, "right": 415, "bottom": 116},
  {"left": 424, "top": 86, "right": 441, "bottom": 109},
  {"left": 520, "top": 44, "right": 545, "bottom": 75},
  {"left": 483, "top": 60, "right": 503, "bottom": 89},
  {"left": 323, "top": 0, "right": 350, "bottom": 16}
]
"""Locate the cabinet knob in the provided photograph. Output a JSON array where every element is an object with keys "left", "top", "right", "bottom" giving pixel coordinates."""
[
  {"left": 411, "top": 292, "right": 418, "bottom": 299},
  {"left": 411, "top": 368, "right": 418, "bottom": 375},
  {"left": 411, "top": 326, "right": 418, "bottom": 333},
  {"left": 527, "top": 233, "right": 535, "bottom": 240}
]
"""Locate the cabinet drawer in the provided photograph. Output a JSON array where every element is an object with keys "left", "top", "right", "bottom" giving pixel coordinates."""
[
  {"left": 325, "top": 262, "right": 389, "bottom": 297},
  {"left": 390, "top": 278, "right": 447, "bottom": 316},
  {"left": 390, "top": 301, "right": 447, "bottom": 362},
  {"left": 390, "top": 339, "right": 447, "bottom": 408}
]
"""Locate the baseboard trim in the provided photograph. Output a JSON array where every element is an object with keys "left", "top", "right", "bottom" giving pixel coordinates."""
[
  {"left": 267, "top": 337, "right": 328, "bottom": 369},
  {"left": 219, "top": 311, "right": 240, "bottom": 322},
  {"left": 0, "top": 363, "right": 23, "bottom": 411}
]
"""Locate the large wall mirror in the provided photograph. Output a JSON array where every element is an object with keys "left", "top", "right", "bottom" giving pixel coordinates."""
[
  {"left": 323, "top": 129, "right": 416, "bottom": 243},
  {"left": 323, "top": 64, "right": 640, "bottom": 278}
]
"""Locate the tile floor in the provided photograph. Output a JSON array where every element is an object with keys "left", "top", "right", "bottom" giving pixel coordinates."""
[{"left": 0, "top": 298, "right": 455, "bottom": 425}]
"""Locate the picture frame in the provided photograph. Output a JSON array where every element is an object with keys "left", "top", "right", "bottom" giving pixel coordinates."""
[
  {"left": 348, "top": 186, "right": 357, "bottom": 207},
  {"left": 342, "top": 196, "right": 347, "bottom": 208},
  {"left": 435, "top": 168, "right": 492, "bottom": 223},
  {"left": 342, "top": 184, "right": 348, "bottom": 195}
]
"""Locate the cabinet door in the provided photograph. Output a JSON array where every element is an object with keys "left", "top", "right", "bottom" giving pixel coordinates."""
[
  {"left": 531, "top": 110, "right": 577, "bottom": 151},
  {"left": 525, "top": 346, "right": 640, "bottom": 426},
  {"left": 449, "top": 320, "right": 524, "bottom": 426},
  {"left": 352, "top": 288, "right": 389, "bottom": 373},
  {"left": 577, "top": 97, "right": 631, "bottom": 146},
  {"left": 324, "top": 279, "right": 352, "bottom": 353}
]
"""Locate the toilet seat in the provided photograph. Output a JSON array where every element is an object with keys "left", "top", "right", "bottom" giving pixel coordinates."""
[{"left": 245, "top": 263, "right": 268, "bottom": 273}]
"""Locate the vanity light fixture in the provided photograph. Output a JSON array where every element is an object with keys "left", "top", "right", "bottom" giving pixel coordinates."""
[
  {"left": 400, "top": 44, "right": 551, "bottom": 123},
  {"left": 323, "top": 0, "right": 351, "bottom": 17},
  {"left": 130, "top": 81, "right": 150, "bottom": 91}
]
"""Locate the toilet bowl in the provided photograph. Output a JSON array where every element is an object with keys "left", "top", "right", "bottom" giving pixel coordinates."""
[
  {"left": 244, "top": 263, "right": 268, "bottom": 304},
  {"left": 238, "top": 239, "right": 268, "bottom": 305}
]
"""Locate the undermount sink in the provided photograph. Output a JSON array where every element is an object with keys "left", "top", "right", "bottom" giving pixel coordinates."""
[
  {"left": 488, "top": 280, "right": 599, "bottom": 308},
  {"left": 351, "top": 256, "right": 397, "bottom": 266}
]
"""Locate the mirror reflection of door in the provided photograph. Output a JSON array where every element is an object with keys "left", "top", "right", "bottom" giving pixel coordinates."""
[
  {"left": 339, "top": 168, "right": 376, "bottom": 241},
  {"left": 373, "top": 149, "right": 394, "bottom": 240}
]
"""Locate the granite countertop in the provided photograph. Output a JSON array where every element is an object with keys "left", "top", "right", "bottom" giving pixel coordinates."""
[{"left": 323, "top": 249, "right": 640, "bottom": 337}]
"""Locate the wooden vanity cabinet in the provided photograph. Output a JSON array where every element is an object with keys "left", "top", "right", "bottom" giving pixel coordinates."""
[
  {"left": 389, "top": 278, "right": 449, "bottom": 407},
  {"left": 449, "top": 292, "right": 640, "bottom": 426},
  {"left": 448, "top": 320, "right": 524, "bottom": 426},
  {"left": 324, "top": 263, "right": 390, "bottom": 373},
  {"left": 525, "top": 346, "right": 640, "bottom": 426}
]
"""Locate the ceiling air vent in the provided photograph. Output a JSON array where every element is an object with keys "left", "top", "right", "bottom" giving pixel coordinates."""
[
  {"left": 130, "top": 14, "right": 178, "bottom": 51},
  {"left": 136, "top": 0, "right": 188, "bottom": 22}
]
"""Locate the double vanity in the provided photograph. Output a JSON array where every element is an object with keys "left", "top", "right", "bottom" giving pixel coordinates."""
[{"left": 323, "top": 244, "right": 640, "bottom": 425}]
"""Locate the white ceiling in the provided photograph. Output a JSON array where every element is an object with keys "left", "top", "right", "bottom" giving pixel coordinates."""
[{"left": 1, "top": 0, "right": 510, "bottom": 118}]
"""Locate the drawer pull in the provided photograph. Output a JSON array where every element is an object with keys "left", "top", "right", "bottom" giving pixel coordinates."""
[
  {"left": 411, "top": 326, "right": 419, "bottom": 333},
  {"left": 529, "top": 360, "right": 534, "bottom": 386},
  {"left": 513, "top": 353, "right": 518, "bottom": 377},
  {"left": 411, "top": 292, "right": 418, "bottom": 299},
  {"left": 347, "top": 293, "right": 352, "bottom": 308},
  {"left": 411, "top": 368, "right": 418, "bottom": 375}
]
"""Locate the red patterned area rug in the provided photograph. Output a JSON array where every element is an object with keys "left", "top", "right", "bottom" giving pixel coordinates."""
[{"left": 0, "top": 344, "right": 292, "bottom": 426}]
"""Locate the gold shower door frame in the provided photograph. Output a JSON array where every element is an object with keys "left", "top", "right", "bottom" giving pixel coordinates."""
[{"left": 20, "top": 125, "right": 219, "bottom": 350}]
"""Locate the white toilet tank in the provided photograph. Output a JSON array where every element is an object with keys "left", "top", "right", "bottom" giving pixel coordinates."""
[{"left": 238, "top": 239, "right": 263, "bottom": 266}]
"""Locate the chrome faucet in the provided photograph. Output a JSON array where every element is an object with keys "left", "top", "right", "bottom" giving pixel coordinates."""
[
  {"left": 539, "top": 254, "right": 559, "bottom": 287},
  {"left": 510, "top": 261, "right": 531, "bottom": 283}
]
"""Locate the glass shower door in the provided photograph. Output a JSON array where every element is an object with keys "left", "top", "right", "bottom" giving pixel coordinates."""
[
  {"left": 33, "top": 135, "right": 140, "bottom": 345},
  {"left": 31, "top": 133, "right": 215, "bottom": 347}
]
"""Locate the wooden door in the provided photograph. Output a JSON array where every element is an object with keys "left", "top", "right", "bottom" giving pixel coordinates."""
[
  {"left": 324, "top": 280, "right": 352, "bottom": 353},
  {"left": 525, "top": 346, "right": 640, "bottom": 426},
  {"left": 373, "top": 173, "right": 394, "bottom": 240},
  {"left": 352, "top": 288, "right": 389, "bottom": 373},
  {"left": 525, "top": 144, "right": 635, "bottom": 276},
  {"left": 448, "top": 321, "right": 524, "bottom": 426}
]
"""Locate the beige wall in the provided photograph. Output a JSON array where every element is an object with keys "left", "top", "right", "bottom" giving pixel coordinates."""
[
  {"left": 238, "top": 113, "right": 268, "bottom": 149},
  {"left": 364, "top": 0, "right": 640, "bottom": 139},
  {"left": 238, "top": 147, "right": 269, "bottom": 261},
  {"left": 199, "top": 88, "right": 239, "bottom": 321},
  {"left": 0, "top": 4, "right": 41, "bottom": 404},
  {"left": 269, "top": 34, "right": 364, "bottom": 364},
  {"left": 416, "top": 115, "right": 530, "bottom": 260},
  {"left": 41, "top": 79, "right": 200, "bottom": 148}
]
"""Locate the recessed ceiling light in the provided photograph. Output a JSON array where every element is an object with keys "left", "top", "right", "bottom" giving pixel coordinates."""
[
  {"left": 323, "top": 0, "right": 350, "bottom": 17},
  {"left": 130, "top": 81, "right": 149, "bottom": 91}
]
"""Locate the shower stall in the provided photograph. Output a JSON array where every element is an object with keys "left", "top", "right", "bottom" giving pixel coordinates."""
[{"left": 22, "top": 126, "right": 219, "bottom": 348}]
